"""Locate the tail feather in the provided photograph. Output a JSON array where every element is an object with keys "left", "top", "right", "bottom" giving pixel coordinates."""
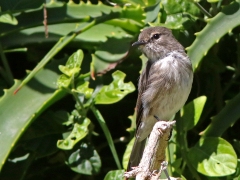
[{"left": 127, "top": 138, "right": 146, "bottom": 171}]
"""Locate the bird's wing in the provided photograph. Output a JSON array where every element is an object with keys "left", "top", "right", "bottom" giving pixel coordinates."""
[
  {"left": 127, "top": 60, "right": 153, "bottom": 171},
  {"left": 135, "top": 60, "right": 153, "bottom": 132}
]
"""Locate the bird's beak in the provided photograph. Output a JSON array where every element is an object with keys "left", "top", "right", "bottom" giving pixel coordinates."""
[{"left": 132, "top": 40, "right": 146, "bottom": 47}]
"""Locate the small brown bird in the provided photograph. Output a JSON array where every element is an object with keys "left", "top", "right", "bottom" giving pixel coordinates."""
[{"left": 127, "top": 26, "right": 193, "bottom": 171}]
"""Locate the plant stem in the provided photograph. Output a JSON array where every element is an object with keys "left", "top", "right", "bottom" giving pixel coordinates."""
[
  {"left": 0, "top": 43, "right": 14, "bottom": 85},
  {"left": 19, "top": 153, "right": 36, "bottom": 180},
  {"left": 176, "top": 119, "right": 201, "bottom": 180},
  {"left": 90, "top": 105, "right": 122, "bottom": 169},
  {"left": 14, "top": 20, "right": 96, "bottom": 94},
  {"left": 194, "top": 2, "right": 212, "bottom": 18}
]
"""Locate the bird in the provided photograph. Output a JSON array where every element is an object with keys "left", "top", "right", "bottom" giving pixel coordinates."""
[{"left": 127, "top": 26, "right": 193, "bottom": 171}]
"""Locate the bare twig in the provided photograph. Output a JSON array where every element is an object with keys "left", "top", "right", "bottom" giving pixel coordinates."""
[
  {"left": 124, "top": 120, "right": 177, "bottom": 180},
  {"left": 43, "top": 3, "right": 48, "bottom": 38}
]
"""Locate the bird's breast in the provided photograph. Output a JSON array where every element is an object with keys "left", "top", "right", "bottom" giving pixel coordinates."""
[{"left": 141, "top": 51, "right": 193, "bottom": 121}]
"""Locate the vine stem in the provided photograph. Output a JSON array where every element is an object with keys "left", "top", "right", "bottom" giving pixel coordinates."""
[
  {"left": 176, "top": 119, "right": 202, "bottom": 180},
  {"left": 0, "top": 43, "right": 14, "bottom": 85},
  {"left": 90, "top": 105, "right": 122, "bottom": 169},
  {"left": 194, "top": 2, "right": 212, "bottom": 18}
]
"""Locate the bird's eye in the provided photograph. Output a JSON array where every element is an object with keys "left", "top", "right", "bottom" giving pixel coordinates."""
[{"left": 153, "top": 34, "right": 160, "bottom": 39}]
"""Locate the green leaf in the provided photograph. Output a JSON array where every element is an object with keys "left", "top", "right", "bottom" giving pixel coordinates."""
[
  {"left": 0, "top": 60, "right": 66, "bottom": 171},
  {"left": 0, "top": 1, "right": 122, "bottom": 37},
  {"left": 21, "top": 111, "right": 65, "bottom": 158},
  {"left": 164, "top": 13, "right": 195, "bottom": 29},
  {"left": 0, "top": 0, "right": 43, "bottom": 12},
  {"left": 67, "top": 142, "right": 101, "bottom": 175},
  {"left": 0, "top": 13, "right": 18, "bottom": 25},
  {"left": 104, "top": 170, "right": 125, "bottom": 180},
  {"left": 58, "top": 66, "right": 80, "bottom": 78},
  {"left": 9, "top": 1, "right": 123, "bottom": 92},
  {"left": 91, "top": 106, "right": 121, "bottom": 169},
  {"left": 57, "top": 74, "right": 71, "bottom": 88},
  {"left": 144, "top": 1, "right": 161, "bottom": 23},
  {"left": 140, "top": 54, "right": 148, "bottom": 73},
  {"left": 75, "top": 81, "right": 93, "bottom": 99},
  {"left": 91, "top": 54, "right": 120, "bottom": 75},
  {"left": 57, "top": 118, "right": 91, "bottom": 150},
  {"left": 162, "top": 0, "right": 199, "bottom": 15},
  {"left": 106, "top": 19, "right": 141, "bottom": 33},
  {"left": 203, "top": 92, "right": 240, "bottom": 137},
  {"left": 122, "top": 137, "right": 135, "bottom": 169},
  {"left": 180, "top": 96, "right": 207, "bottom": 130},
  {"left": 188, "top": 137, "right": 237, "bottom": 176},
  {"left": 23, "top": 135, "right": 59, "bottom": 159},
  {"left": 78, "top": 23, "right": 132, "bottom": 43},
  {"left": 59, "top": 49, "right": 84, "bottom": 77},
  {"left": 207, "top": 0, "right": 219, "bottom": 3},
  {"left": 95, "top": 70, "right": 135, "bottom": 104},
  {"left": 121, "top": 6, "right": 145, "bottom": 24},
  {"left": 187, "top": 0, "right": 240, "bottom": 70},
  {"left": 95, "top": 36, "right": 132, "bottom": 62}
]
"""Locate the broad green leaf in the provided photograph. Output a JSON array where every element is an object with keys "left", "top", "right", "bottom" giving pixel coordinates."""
[
  {"left": 3, "top": 23, "right": 133, "bottom": 47},
  {"left": 121, "top": 5, "right": 145, "bottom": 24},
  {"left": 0, "top": 13, "right": 18, "bottom": 25},
  {"left": 180, "top": 96, "right": 207, "bottom": 130},
  {"left": 67, "top": 142, "right": 101, "bottom": 175},
  {"left": 0, "top": 0, "right": 43, "bottom": 12},
  {"left": 107, "top": 2, "right": 144, "bottom": 31},
  {"left": 188, "top": 137, "right": 237, "bottom": 176},
  {"left": 145, "top": 1, "right": 161, "bottom": 23},
  {"left": 0, "top": 1, "right": 122, "bottom": 37},
  {"left": 203, "top": 92, "right": 240, "bottom": 137},
  {"left": 78, "top": 23, "right": 132, "bottom": 43},
  {"left": 57, "top": 118, "right": 91, "bottom": 150},
  {"left": 122, "top": 137, "right": 135, "bottom": 169},
  {"left": 106, "top": 19, "right": 142, "bottom": 33},
  {"left": 164, "top": 13, "right": 196, "bottom": 29},
  {"left": 95, "top": 70, "right": 135, "bottom": 104},
  {"left": 162, "top": 0, "right": 199, "bottom": 15},
  {"left": 0, "top": 60, "right": 66, "bottom": 171},
  {"left": 187, "top": 0, "right": 240, "bottom": 70},
  {"left": 7, "top": 1, "right": 123, "bottom": 92},
  {"left": 95, "top": 36, "right": 132, "bottom": 62},
  {"left": 104, "top": 170, "right": 125, "bottom": 180},
  {"left": 21, "top": 111, "right": 65, "bottom": 158},
  {"left": 91, "top": 54, "right": 120, "bottom": 75}
]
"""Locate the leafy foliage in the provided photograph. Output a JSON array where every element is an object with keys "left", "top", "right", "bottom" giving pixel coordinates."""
[{"left": 0, "top": 0, "right": 240, "bottom": 179}]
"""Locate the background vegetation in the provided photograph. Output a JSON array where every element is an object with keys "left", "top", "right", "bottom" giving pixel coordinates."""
[{"left": 0, "top": 0, "right": 240, "bottom": 179}]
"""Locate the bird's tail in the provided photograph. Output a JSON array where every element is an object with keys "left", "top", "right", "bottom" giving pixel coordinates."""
[{"left": 126, "top": 138, "right": 147, "bottom": 171}]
